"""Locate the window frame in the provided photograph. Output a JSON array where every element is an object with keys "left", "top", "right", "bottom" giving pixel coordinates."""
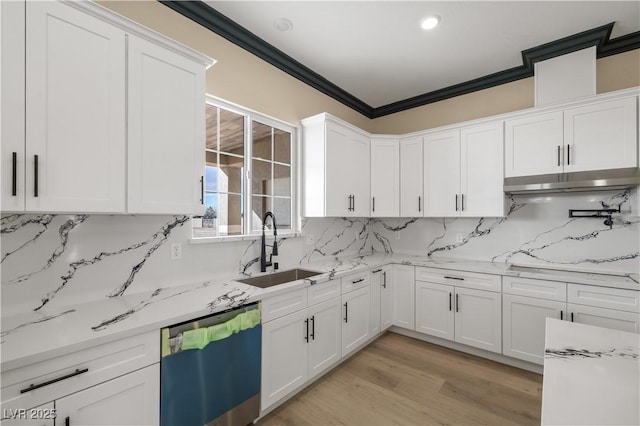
[{"left": 194, "top": 95, "right": 299, "bottom": 241}]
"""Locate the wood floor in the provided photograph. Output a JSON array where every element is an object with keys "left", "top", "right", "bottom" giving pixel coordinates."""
[{"left": 258, "top": 332, "right": 543, "bottom": 426}]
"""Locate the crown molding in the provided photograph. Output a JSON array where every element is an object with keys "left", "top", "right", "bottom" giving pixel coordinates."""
[{"left": 160, "top": 1, "right": 640, "bottom": 119}]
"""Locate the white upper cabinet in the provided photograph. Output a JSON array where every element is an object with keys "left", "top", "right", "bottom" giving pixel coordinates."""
[
  {"left": 505, "top": 96, "right": 638, "bottom": 177},
  {"left": 460, "top": 122, "right": 505, "bottom": 217},
  {"left": 127, "top": 36, "right": 206, "bottom": 215},
  {"left": 1, "top": 0, "right": 212, "bottom": 214},
  {"left": 302, "top": 114, "right": 370, "bottom": 217},
  {"left": 3, "top": 1, "right": 126, "bottom": 213},
  {"left": 370, "top": 138, "right": 399, "bottom": 217},
  {"left": 424, "top": 123, "right": 504, "bottom": 217},
  {"left": 563, "top": 97, "right": 638, "bottom": 173},
  {"left": 423, "top": 130, "right": 460, "bottom": 217},
  {"left": 400, "top": 136, "right": 423, "bottom": 217}
]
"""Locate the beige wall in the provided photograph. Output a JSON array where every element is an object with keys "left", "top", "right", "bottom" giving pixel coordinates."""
[{"left": 101, "top": 1, "right": 638, "bottom": 135}]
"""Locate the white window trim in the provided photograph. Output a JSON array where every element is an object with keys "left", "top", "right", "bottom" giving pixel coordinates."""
[{"left": 192, "top": 95, "right": 300, "bottom": 242}]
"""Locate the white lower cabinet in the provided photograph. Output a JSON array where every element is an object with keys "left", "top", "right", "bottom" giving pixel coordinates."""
[
  {"left": 568, "top": 303, "right": 640, "bottom": 333},
  {"left": 503, "top": 294, "right": 565, "bottom": 364},
  {"left": 261, "top": 285, "right": 342, "bottom": 411},
  {"left": 415, "top": 281, "right": 454, "bottom": 340},
  {"left": 380, "top": 265, "right": 394, "bottom": 331},
  {"left": 56, "top": 364, "right": 159, "bottom": 425},
  {"left": 341, "top": 286, "right": 371, "bottom": 357},
  {"left": 392, "top": 265, "right": 415, "bottom": 330}
]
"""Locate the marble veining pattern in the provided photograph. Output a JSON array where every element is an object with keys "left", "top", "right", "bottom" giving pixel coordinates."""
[
  {"left": 0, "top": 309, "right": 76, "bottom": 343},
  {"left": 545, "top": 347, "right": 639, "bottom": 360}
]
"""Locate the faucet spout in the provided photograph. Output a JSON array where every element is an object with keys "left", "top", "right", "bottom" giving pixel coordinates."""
[{"left": 260, "top": 212, "right": 278, "bottom": 272}]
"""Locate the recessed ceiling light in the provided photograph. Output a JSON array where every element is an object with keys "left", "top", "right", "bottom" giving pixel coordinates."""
[
  {"left": 420, "top": 15, "right": 440, "bottom": 30},
  {"left": 274, "top": 17, "right": 293, "bottom": 32}
]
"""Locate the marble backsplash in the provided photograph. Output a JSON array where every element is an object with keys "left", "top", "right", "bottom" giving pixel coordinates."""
[{"left": 2, "top": 189, "right": 638, "bottom": 317}]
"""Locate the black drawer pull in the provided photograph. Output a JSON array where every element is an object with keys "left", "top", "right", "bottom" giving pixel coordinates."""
[
  {"left": 444, "top": 276, "right": 464, "bottom": 281},
  {"left": 372, "top": 196, "right": 375, "bottom": 212},
  {"left": 557, "top": 145, "right": 561, "bottom": 166},
  {"left": 65, "top": 417, "right": 70, "bottom": 426},
  {"left": 344, "top": 302, "right": 348, "bottom": 323},
  {"left": 20, "top": 368, "right": 89, "bottom": 394},
  {"left": 33, "top": 155, "right": 39, "bottom": 197},
  {"left": 382, "top": 271, "right": 387, "bottom": 288},
  {"left": 304, "top": 318, "right": 309, "bottom": 342},
  {"left": 456, "top": 293, "right": 459, "bottom": 312},
  {"left": 449, "top": 292, "right": 452, "bottom": 311},
  {"left": 418, "top": 196, "right": 421, "bottom": 212},
  {"left": 455, "top": 194, "right": 458, "bottom": 211},
  {"left": 200, "top": 176, "right": 204, "bottom": 205},
  {"left": 372, "top": 269, "right": 382, "bottom": 273},
  {"left": 352, "top": 278, "right": 365, "bottom": 284},
  {"left": 567, "top": 144, "right": 570, "bottom": 165},
  {"left": 571, "top": 312, "right": 574, "bottom": 322},
  {"left": 12, "top": 152, "right": 17, "bottom": 196},
  {"left": 560, "top": 310, "right": 563, "bottom": 320},
  {"left": 461, "top": 194, "right": 465, "bottom": 211},
  {"left": 311, "top": 315, "right": 315, "bottom": 340}
]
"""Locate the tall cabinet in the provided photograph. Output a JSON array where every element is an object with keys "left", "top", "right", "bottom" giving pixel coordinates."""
[
  {"left": 1, "top": 0, "right": 213, "bottom": 215},
  {"left": 399, "top": 136, "right": 424, "bottom": 217},
  {"left": 370, "top": 138, "right": 399, "bottom": 217},
  {"left": 302, "top": 114, "right": 370, "bottom": 217}
]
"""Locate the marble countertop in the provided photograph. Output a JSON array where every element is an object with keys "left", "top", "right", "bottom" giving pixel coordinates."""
[
  {"left": 541, "top": 318, "right": 640, "bottom": 425},
  {"left": 1, "top": 252, "right": 638, "bottom": 372}
]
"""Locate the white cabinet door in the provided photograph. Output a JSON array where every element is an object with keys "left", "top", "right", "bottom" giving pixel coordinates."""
[
  {"left": 568, "top": 303, "right": 640, "bottom": 334},
  {"left": 423, "top": 130, "right": 460, "bottom": 217},
  {"left": 392, "top": 264, "right": 415, "bottom": 330},
  {"left": 454, "top": 287, "right": 502, "bottom": 353},
  {"left": 460, "top": 122, "right": 504, "bottom": 217},
  {"left": 350, "top": 133, "right": 371, "bottom": 217},
  {"left": 370, "top": 139, "right": 399, "bottom": 217},
  {"left": 380, "top": 266, "right": 394, "bottom": 331},
  {"left": 25, "top": 1, "right": 126, "bottom": 213},
  {"left": 504, "top": 111, "right": 564, "bottom": 177},
  {"left": 369, "top": 269, "right": 383, "bottom": 335},
  {"left": 127, "top": 35, "right": 205, "bottom": 215},
  {"left": 503, "top": 294, "right": 565, "bottom": 364},
  {"left": 261, "top": 309, "right": 308, "bottom": 410},
  {"left": 56, "top": 364, "right": 159, "bottom": 425},
  {"left": 564, "top": 97, "right": 638, "bottom": 172},
  {"left": 1, "top": 1, "right": 26, "bottom": 211},
  {"left": 325, "top": 121, "right": 354, "bottom": 216},
  {"left": 415, "top": 281, "right": 454, "bottom": 341},
  {"left": 341, "top": 286, "right": 371, "bottom": 357},
  {"left": 308, "top": 298, "right": 341, "bottom": 381},
  {"left": 400, "top": 137, "right": 424, "bottom": 217}
]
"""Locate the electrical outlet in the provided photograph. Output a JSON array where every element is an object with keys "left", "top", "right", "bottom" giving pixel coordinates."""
[
  {"left": 455, "top": 233, "right": 463, "bottom": 243},
  {"left": 170, "top": 243, "right": 182, "bottom": 260},
  {"left": 395, "top": 231, "right": 400, "bottom": 240},
  {"left": 305, "top": 234, "right": 314, "bottom": 245}
]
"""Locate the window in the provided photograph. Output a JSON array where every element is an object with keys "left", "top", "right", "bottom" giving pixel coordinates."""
[{"left": 194, "top": 97, "right": 295, "bottom": 238}]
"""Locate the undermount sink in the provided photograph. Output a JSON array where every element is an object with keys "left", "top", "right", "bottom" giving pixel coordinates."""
[{"left": 237, "top": 268, "right": 323, "bottom": 288}]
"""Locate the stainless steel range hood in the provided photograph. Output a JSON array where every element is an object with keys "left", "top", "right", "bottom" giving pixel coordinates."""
[{"left": 504, "top": 168, "right": 640, "bottom": 195}]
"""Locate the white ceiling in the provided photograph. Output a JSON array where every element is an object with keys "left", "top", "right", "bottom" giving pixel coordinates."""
[{"left": 206, "top": 1, "right": 639, "bottom": 108}]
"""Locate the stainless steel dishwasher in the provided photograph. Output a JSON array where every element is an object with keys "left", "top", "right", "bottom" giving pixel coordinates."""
[{"left": 160, "top": 302, "right": 261, "bottom": 426}]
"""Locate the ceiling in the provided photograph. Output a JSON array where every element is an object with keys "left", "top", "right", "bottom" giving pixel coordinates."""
[{"left": 166, "top": 1, "right": 640, "bottom": 117}]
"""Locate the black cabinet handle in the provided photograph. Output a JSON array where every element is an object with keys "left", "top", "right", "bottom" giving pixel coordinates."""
[
  {"left": 200, "top": 176, "right": 204, "bottom": 204},
  {"left": 557, "top": 145, "right": 561, "bottom": 166},
  {"left": 372, "top": 196, "right": 375, "bottom": 212},
  {"left": 444, "top": 276, "right": 464, "bottom": 281},
  {"left": 352, "top": 195, "right": 355, "bottom": 211},
  {"left": 311, "top": 315, "right": 315, "bottom": 340},
  {"left": 20, "top": 368, "right": 88, "bottom": 394},
  {"left": 461, "top": 194, "right": 465, "bottom": 211},
  {"left": 12, "top": 152, "right": 17, "bottom": 196},
  {"left": 567, "top": 145, "right": 570, "bottom": 165},
  {"left": 65, "top": 417, "right": 70, "bottom": 426},
  {"left": 382, "top": 271, "right": 387, "bottom": 288},
  {"left": 304, "top": 318, "right": 309, "bottom": 342},
  {"left": 352, "top": 278, "right": 365, "bottom": 284},
  {"left": 372, "top": 269, "right": 382, "bottom": 273},
  {"left": 455, "top": 194, "right": 458, "bottom": 211},
  {"left": 344, "top": 302, "right": 348, "bottom": 323},
  {"left": 418, "top": 196, "right": 421, "bottom": 212},
  {"left": 33, "top": 155, "right": 38, "bottom": 197},
  {"left": 449, "top": 292, "right": 452, "bottom": 311},
  {"left": 571, "top": 312, "right": 574, "bottom": 322},
  {"left": 455, "top": 293, "right": 459, "bottom": 312},
  {"left": 560, "top": 310, "right": 563, "bottom": 320}
]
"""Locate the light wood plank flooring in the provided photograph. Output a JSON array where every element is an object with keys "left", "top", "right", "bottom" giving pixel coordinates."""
[{"left": 258, "top": 332, "right": 543, "bottom": 426}]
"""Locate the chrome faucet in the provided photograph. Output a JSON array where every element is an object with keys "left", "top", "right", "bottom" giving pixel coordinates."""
[{"left": 260, "top": 211, "right": 278, "bottom": 272}]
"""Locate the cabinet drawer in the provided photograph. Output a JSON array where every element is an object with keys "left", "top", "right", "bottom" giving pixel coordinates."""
[
  {"left": 308, "top": 280, "right": 340, "bottom": 306},
  {"left": 261, "top": 287, "right": 307, "bottom": 322},
  {"left": 415, "top": 267, "right": 501, "bottom": 292},
  {"left": 568, "top": 284, "right": 640, "bottom": 313},
  {"left": 341, "top": 270, "right": 370, "bottom": 294},
  {"left": 503, "top": 276, "right": 566, "bottom": 301},
  {"left": 1, "top": 330, "right": 158, "bottom": 412}
]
